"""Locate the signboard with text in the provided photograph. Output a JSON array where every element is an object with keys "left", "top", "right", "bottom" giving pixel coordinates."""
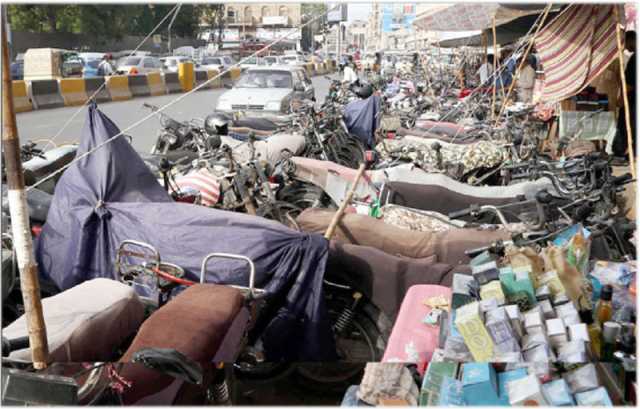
[
  {"left": 256, "top": 28, "right": 302, "bottom": 41},
  {"left": 382, "top": 3, "right": 416, "bottom": 32}
]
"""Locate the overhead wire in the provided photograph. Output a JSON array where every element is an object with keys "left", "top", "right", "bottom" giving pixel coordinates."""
[{"left": 27, "top": 5, "right": 340, "bottom": 193}]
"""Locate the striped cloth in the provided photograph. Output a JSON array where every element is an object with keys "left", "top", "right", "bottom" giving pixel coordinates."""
[
  {"left": 535, "top": 5, "right": 622, "bottom": 103},
  {"left": 174, "top": 168, "right": 221, "bottom": 206}
]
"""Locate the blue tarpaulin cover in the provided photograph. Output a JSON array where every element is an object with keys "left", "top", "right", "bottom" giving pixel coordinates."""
[
  {"left": 343, "top": 95, "right": 381, "bottom": 148},
  {"left": 35, "top": 104, "right": 336, "bottom": 360}
]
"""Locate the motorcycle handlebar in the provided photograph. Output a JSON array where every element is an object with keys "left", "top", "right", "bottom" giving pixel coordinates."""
[
  {"left": 448, "top": 205, "right": 477, "bottom": 219},
  {"left": 610, "top": 172, "right": 633, "bottom": 186}
]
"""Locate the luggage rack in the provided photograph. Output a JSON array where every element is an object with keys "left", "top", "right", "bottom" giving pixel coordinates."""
[{"left": 115, "top": 240, "right": 266, "bottom": 306}]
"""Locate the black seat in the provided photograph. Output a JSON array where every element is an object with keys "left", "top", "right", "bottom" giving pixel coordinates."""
[
  {"left": 2, "top": 185, "right": 52, "bottom": 223},
  {"left": 230, "top": 117, "right": 279, "bottom": 131}
]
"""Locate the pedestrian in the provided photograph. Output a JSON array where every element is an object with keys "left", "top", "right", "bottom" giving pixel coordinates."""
[
  {"left": 613, "top": 31, "right": 636, "bottom": 162},
  {"left": 477, "top": 55, "right": 494, "bottom": 87},
  {"left": 97, "top": 54, "right": 115, "bottom": 76},
  {"left": 342, "top": 56, "right": 359, "bottom": 85},
  {"left": 515, "top": 55, "right": 536, "bottom": 103},
  {"left": 497, "top": 51, "right": 516, "bottom": 90}
]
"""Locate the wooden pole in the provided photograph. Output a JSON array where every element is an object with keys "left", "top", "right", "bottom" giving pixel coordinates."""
[
  {"left": 613, "top": 5, "right": 636, "bottom": 177},
  {"left": 324, "top": 163, "right": 366, "bottom": 240},
  {"left": 495, "top": 4, "right": 552, "bottom": 126},
  {"left": 491, "top": 17, "right": 497, "bottom": 121},
  {"left": 2, "top": 16, "right": 49, "bottom": 368}
]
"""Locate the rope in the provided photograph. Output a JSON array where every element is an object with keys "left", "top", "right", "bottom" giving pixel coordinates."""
[
  {"left": 42, "top": 4, "right": 181, "bottom": 150},
  {"left": 26, "top": 6, "right": 339, "bottom": 193}
]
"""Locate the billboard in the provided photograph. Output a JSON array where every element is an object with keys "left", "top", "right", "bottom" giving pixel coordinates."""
[
  {"left": 256, "top": 28, "right": 302, "bottom": 41},
  {"left": 381, "top": 3, "right": 416, "bottom": 33},
  {"left": 327, "top": 3, "right": 348, "bottom": 23}
]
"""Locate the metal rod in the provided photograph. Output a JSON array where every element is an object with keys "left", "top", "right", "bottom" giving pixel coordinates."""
[
  {"left": 1, "top": 13, "right": 49, "bottom": 369},
  {"left": 491, "top": 17, "right": 497, "bottom": 121},
  {"left": 324, "top": 163, "right": 366, "bottom": 240},
  {"left": 613, "top": 5, "right": 636, "bottom": 177}
]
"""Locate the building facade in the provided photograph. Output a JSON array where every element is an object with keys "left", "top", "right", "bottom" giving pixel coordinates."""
[
  {"left": 217, "top": 4, "right": 302, "bottom": 48},
  {"left": 346, "top": 20, "right": 366, "bottom": 51}
]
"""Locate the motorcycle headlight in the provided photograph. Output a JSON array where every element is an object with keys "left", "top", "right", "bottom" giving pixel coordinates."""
[{"left": 164, "top": 133, "right": 178, "bottom": 146}]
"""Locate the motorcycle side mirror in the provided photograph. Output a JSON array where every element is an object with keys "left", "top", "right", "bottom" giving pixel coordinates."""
[{"left": 224, "top": 83, "right": 233, "bottom": 89}]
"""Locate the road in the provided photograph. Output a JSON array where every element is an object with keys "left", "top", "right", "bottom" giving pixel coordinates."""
[{"left": 16, "top": 75, "right": 336, "bottom": 153}]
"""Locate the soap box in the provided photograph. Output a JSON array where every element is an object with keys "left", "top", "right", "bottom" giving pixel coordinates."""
[
  {"left": 437, "top": 376, "right": 465, "bottom": 406},
  {"left": 507, "top": 374, "right": 549, "bottom": 406},
  {"left": 497, "top": 367, "right": 528, "bottom": 405},
  {"left": 541, "top": 379, "right": 575, "bottom": 406},
  {"left": 500, "top": 269, "right": 536, "bottom": 307},
  {"left": 461, "top": 363, "right": 501, "bottom": 406},
  {"left": 480, "top": 280, "right": 506, "bottom": 305},
  {"left": 472, "top": 261, "right": 500, "bottom": 285},
  {"left": 575, "top": 386, "right": 613, "bottom": 406},
  {"left": 419, "top": 362, "right": 458, "bottom": 406},
  {"left": 454, "top": 302, "right": 495, "bottom": 362}
]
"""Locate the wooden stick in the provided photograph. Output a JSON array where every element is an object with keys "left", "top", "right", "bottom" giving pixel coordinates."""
[
  {"left": 491, "top": 17, "right": 497, "bottom": 121},
  {"left": 324, "top": 163, "right": 366, "bottom": 240},
  {"left": 495, "top": 5, "right": 552, "bottom": 126},
  {"left": 1, "top": 18, "right": 49, "bottom": 369},
  {"left": 613, "top": 5, "right": 636, "bottom": 177}
]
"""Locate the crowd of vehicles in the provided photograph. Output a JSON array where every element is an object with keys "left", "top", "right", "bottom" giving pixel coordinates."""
[{"left": 2, "top": 41, "right": 635, "bottom": 405}]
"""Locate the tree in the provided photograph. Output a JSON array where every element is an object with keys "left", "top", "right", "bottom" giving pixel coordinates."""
[
  {"left": 8, "top": 5, "right": 80, "bottom": 33},
  {"left": 301, "top": 3, "right": 328, "bottom": 51},
  {"left": 197, "top": 4, "right": 226, "bottom": 46}
]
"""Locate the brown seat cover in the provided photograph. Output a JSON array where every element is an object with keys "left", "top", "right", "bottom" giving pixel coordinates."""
[
  {"left": 296, "top": 208, "right": 509, "bottom": 266},
  {"left": 118, "top": 284, "right": 244, "bottom": 404}
]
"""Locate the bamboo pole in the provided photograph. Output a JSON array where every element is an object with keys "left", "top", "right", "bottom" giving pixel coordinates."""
[
  {"left": 491, "top": 17, "right": 497, "bottom": 121},
  {"left": 2, "top": 17, "right": 49, "bottom": 368},
  {"left": 324, "top": 163, "right": 366, "bottom": 240},
  {"left": 613, "top": 5, "right": 636, "bottom": 177},
  {"left": 495, "top": 4, "right": 552, "bottom": 126}
]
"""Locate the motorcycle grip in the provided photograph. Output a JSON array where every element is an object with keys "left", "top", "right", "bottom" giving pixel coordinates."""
[
  {"left": 448, "top": 207, "right": 473, "bottom": 219},
  {"left": 611, "top": 172, "right": 633, "bottom": 186}
]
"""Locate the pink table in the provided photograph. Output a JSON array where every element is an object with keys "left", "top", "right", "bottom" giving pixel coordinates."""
[{"left": 382, "top": 285, "right": 452, "bottom": 374}]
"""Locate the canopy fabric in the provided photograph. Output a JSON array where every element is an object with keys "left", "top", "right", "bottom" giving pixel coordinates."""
[
  {"left": 535, "top": 5, "right": 622, "bottom": 103},
  {"left": 343, "top": 95, "right": 382, "bottom": 148},
  {"left": 35, "top": 103, "right": 336, "bottom": 361},
  {"left": 413, "top": 3, "right": 541, "bottom": 32}
]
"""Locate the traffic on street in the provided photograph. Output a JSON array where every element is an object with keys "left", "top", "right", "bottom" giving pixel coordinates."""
[{"left": 1, "top": 2, "right": 637, "bottom": 407}]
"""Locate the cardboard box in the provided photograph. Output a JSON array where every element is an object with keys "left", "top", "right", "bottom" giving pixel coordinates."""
[
  {"left": 455, "top": 302, "right": 495, "bottom": 362},
  {"left": 480, "top": 281, "right": 506, "bottom": 304},
  {"left": 524, "top": 308, "right": 546, "bottom": 335},
  {"left": 451, "top": 274, "right": 475, "bottom": 309},
  {"left": 563, "top": 363, "right": 599, "bottom": 394},
  {"left": 499, "top": 268, "right": 535, "bottom": 307},
  {"left": 472, "top": 261, "right": 500, "bottom": 285},
  {"left": 542, "top": 379, "right": 575, "bottom": 406},
  {"left": 497, "top": 368, "right": 528, "bottom": 405},
  {"left": 557, "top": 340, "right": 588, "bottom": 363},
  {"left": 504, "top": 305, "right": 525, "bottom": 340},
  {"left": 546, "top": 318, "right": 568, "bottom": 348},
  {"left": 437, "top": 377, "right": 465, "bottom": 406},
  {"left": 575, "top": 386, "right": 613, "bottom": 406},
  {"left": 507, "top": 374, "right": 549, "bottom": 405},
  {"left": 568, "top": 323, "right": 590, "bottom": 343},
  {"left": 486, "top": 319, "right": 520, "bottom": 354},
  {"left": 539, "top": 299, "right": 556, "bottom": 319},
  {"left": 419, "top": 362, "right": 458, "bottom": 406},
  {"left": 461, "top": 363, "right": 502, "bottom": 406}
]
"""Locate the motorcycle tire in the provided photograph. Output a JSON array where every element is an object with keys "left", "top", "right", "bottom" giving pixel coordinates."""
[
  {"left": 294, "top": 290, "right": 391, "bottom": 392},
  {"left": 276, "top": 182, "right": 336, "bottom": 212}
]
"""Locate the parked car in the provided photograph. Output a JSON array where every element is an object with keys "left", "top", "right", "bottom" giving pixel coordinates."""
[
  {"left": 62, "top": 53, "right": 83, "bottom": 77},
  {"left": 239, "top": 56, "right": 266, "bottom": 71},
  {"left": 116, "top": 56, "right": 163, "bottom": 75},
  {"left": 216, "top": 66, "right": 315, "bottom": 115},
  {"left": 280, "top": 54, "right": 307, "bottom": 66},
  {"left": 199, "top": 56, "right": 233, "bottom": 72},
  {"left": 160, "top": 56, "right": 193, "bottom": 73},
  {"left": 10, "top": 61, "right": 23, "bottom": 80},
  {"left": 78, "top": 53, "right": 105, "bottom": 78},
  {"left": 263, "top": 55, "right": 284, "bottom": 66}
]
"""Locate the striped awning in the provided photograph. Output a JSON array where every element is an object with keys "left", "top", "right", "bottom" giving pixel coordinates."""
[{"left": 534, "top": 5, "right": 623, "bottom": 103}]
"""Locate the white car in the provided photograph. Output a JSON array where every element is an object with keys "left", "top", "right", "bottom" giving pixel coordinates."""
[
  {"left": 280, "top": 55, "right": 307, "bottom": 66},
  {"left": 160, "top": 56, "right": 193, "bottom": 73},
  {"left": 116, "top": 56, "right": 163, "bottom": 75},
  {"left": 216, "top": 66, "right": 315, "bottom": 115},
  {"left": 199, "top": 56, "right": 234, "bottom": 72},
  {"left": 239, "top": 56, "right": 266, "bottom": 71},
  {"left": 263, "top": 56, "right": 284, "bottom": 66}
]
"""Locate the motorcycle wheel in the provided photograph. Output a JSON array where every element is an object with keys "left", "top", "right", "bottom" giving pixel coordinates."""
[
  {"left": 276, "top": 182, "right": 336, "bottom": 212},
  {"left": 294, "top": 289, "right": 390, "bottom": 392}
]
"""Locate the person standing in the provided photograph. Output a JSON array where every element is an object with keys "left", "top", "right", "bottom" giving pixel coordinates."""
[
  {"left": 342, "top": 56, "right": 358, "bottom": 85},
  {"left": 516, "top": 55, "right": 536, "bottom": 103},
  {"left": 97, "top": 54, "right": 115, "bottom": 76},
  {"left": 613, "top": 31, "right": 636, "bottom": 161},
  {"left": 477, "top": 55, "right": 494, "bottom": 87}
]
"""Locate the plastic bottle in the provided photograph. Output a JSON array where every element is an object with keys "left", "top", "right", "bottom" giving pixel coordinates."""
[
  {"left": 595, "top": 284, "right": 613, "bottom": 328},
  {"left": 579, "top": 309, "right": 602, "bottom": 359}
]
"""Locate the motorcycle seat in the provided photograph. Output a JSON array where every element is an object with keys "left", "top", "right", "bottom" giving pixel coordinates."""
[
  {"left": 3, "top": 278, "right": 145, "bottom": 362},
  {"left": 23, "top": 145, "right": 77, "bottom": 186},
  {"left": 230, "top": 117, "right": 279, "bottom": 132},
  {"left": 117, "top": 284, "right": 245, "bottom": 404}
]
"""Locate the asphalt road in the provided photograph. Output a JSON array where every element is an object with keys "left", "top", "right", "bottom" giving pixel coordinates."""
[{"left": 16, "top": 74, "right": 337, "bottom": 153}]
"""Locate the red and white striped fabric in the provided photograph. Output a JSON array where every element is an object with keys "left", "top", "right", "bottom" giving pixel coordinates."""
[
  {"left": 174, "top": 168, "right": 221, "bottom": 206},
  {"left": 535, "top": 5, "right": 622, "bottom": 103}
]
